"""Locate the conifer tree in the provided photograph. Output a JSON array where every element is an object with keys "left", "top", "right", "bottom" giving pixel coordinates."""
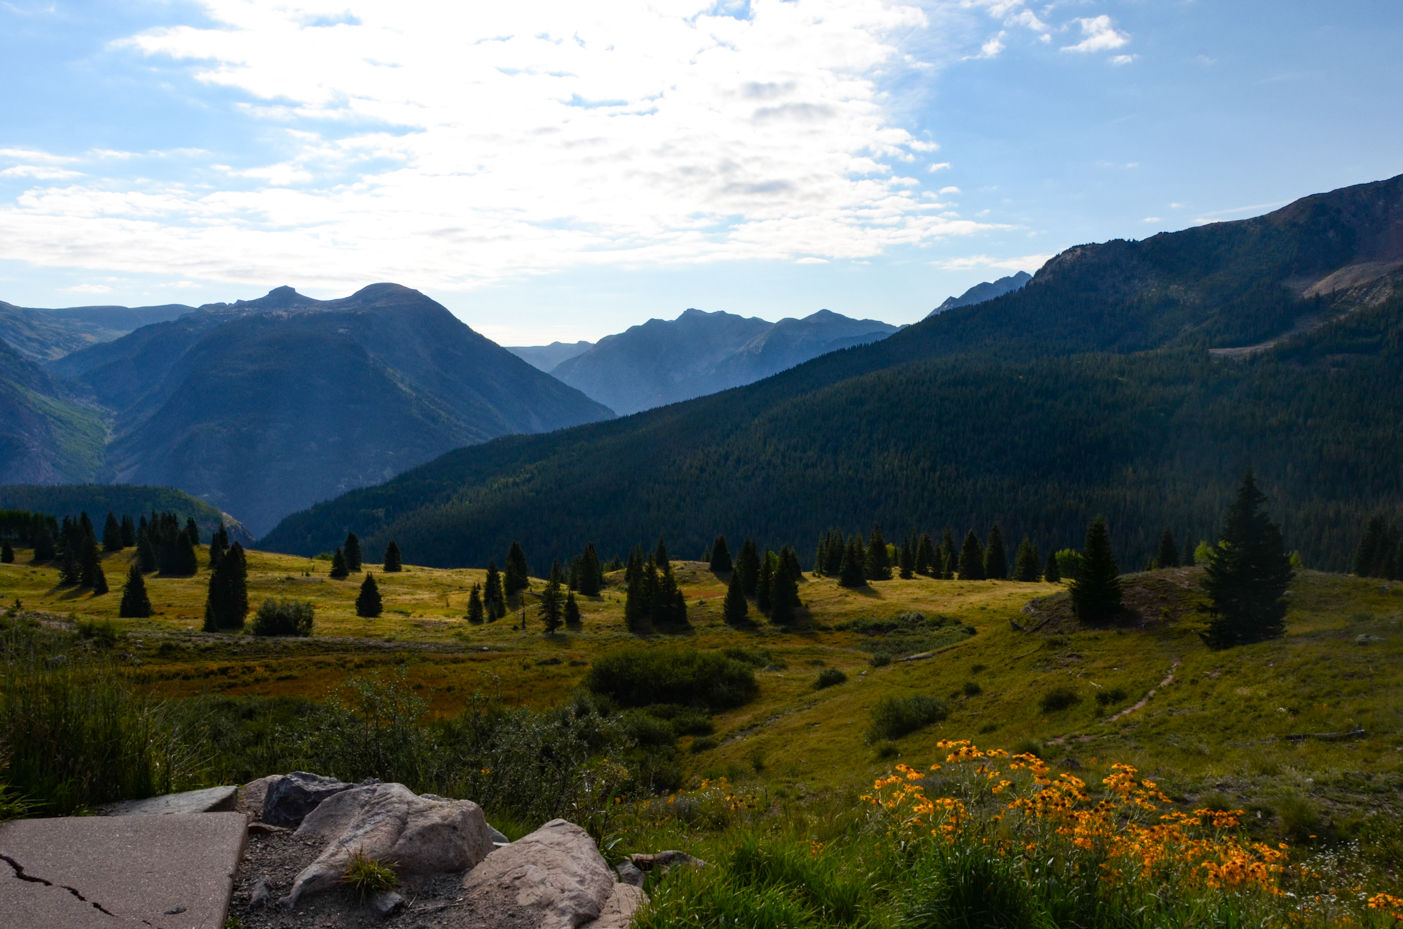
[
  {"left": 654, "top": 536, "right": 670, "bottom": 571},
  {"left": 565, "top": 592, "right": 581, "bottom": 627},
  {"left": 208, "top": 524, "right": 229, "bottom": 571},
  {"left": 824, "top": 530, "right": 845, "bottom": 577},
  {"left": 56, "top": 544, "right": 80, "bottom": 586},
  {"left": 103, "top": 512, "right": 123, "bottom": 552},
  {"left": 79, "top": 512, "right": 95, "bottom": 544},
  {"left": 467, "top": 584, "right": 485, "bottom": 624},
  {"left": 92, "top": 564, "right": 108, "bottom": 596},
  {"left": 899, "top": 535, "right": 915, "bottom": 579},
  {"left": 709, "top": 535, "right": 732, "bottom": 573},
  {"left": 33, "top": 526, "right": 56, "bottom": 562},
  {"left": 838, "top": 537, "right": 867, "bottom": 588},
  {"left": 356, "top": 573, "right": 383, "bottom": 617},
  {"left": 812, "top": 533, "right": 828, "bottom": 577},
  {"left": 1154, "top": 528, "right": 1180, "bottom": 569},
  {"left": 757, "top": 552, "right": 775, "bottom": 613},
  {"left": 984, "top": 524, "right": 1008, "bottom": 580},
  {"left": 383, "top": 541, "right": 403, "bottom": 572},
  {"left": 723, "top": 567, "right": 749, "bottom": 625},
  {"left": 957, "top": 530, "right": 986, "bottom": 580},
  {"left": 651, "top": 563, "right": 687, "bottom": 627},
  {"left": 1183, "top": 538, "right": 1196, "bottom": 567},
  {"left": 541, "top": 561, "right": 565, "bottom": 632},
  {"left": 915, "top": 533, "right": 934, "bottom": 576},
  {"left": 865, "top": 525, "right": 891, "bottom": 580},
  {"left": 940, "top": 527, "right": 958, "bottom": 579},
  {"left": 1, "top": 542, "right": 12, "bottom": 564},
  {"left": 204, "top": 541, "right": 248, "bottom": 631},
  {"left": 119, "top": 564, "right": 152, "bottom": 618},
  {"left": 330, "top": 547, "right": 349, "bottom": 579},
  {"left": 344, "top": 532, "right": 363, "bottom": 572},
  {"left": 1043, "top": 548, "right": 1060, "bottom": 583},
  {"left": 184, "top": 517, "right": 200, "bottom": 545},
  {"left": 1013, "top": 536, "right": 1041, "bottom": 582},
  {"left": 624, "top": 562, "right": 653, "bottom": 634},
  {"left": 1355, "top": 516, "right": 1388, "bottom": 576},
  {"left": 578, "top": 542, "right": 602, "bottom": 596},
  {"left": 505, "top": 542, "right": 529, "bottom": 594},
  {"left": 136, "top": 527, "right": 157, "bottom": 573},
  {"left": 1201, "top": 472, "right": 1293, "bottom": 648},
  {"left": 1071, "top": 517, "right": 1122, "bottom": 625},
  {"left": 120, "top": 515, "right": 136, "bottom": 548},
  {"left": 484, "top": 561, "right": 506, "bottom": 620},
  {"left": 80, "top": 537, "right": 102, "bottom": 588},
  {"left": 771, "top": 546, "right": 802, "bottom": 624},
  {"left": 738, "top": 537, "right": 761, "bottom": 596}
]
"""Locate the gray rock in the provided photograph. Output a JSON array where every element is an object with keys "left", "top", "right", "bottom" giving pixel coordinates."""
[
  {"left": 369, "top": 890, "right": 406, "bottom": 918},
  {"left": 487, "top": 823, "right": 510, "bottom": 844},
  {"left": 98, "top": 784, "right": 238, "bottom": 816},
  {"left": 615, "top": 860, "right": 644, "bottom": 887},
  {"left": 238, "top": 774, "right": 281, "bottom": 820},
  {"left": 461, "top": 819, "right": 645, "bottom": 929},
  {"left": 285, "top": 782, "right": 494, "bottom": 908},
  {"left": 631, "top": 850, "right": 708, "bottom": 874},
  {"left": 250, "top": 877, "right": 274, "bottom": 908},
  {"left": 262, "top": 771, "right": 359, "bottom": 828}
]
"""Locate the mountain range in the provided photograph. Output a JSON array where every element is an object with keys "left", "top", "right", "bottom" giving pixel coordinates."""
[
  {"left": 927, "top": 271, "right": 1032, "bottom": 317},
  {"left": 530, "top": 308, "right": 900, "bottom": 415},
  {"left": 260, "top": 173, "right": 1403, "bottom": 573}
]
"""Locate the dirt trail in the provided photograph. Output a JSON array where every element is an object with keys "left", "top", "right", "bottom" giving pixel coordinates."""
[{"left": 1106, "top": 661, "right": 1179, "bottom": 723}]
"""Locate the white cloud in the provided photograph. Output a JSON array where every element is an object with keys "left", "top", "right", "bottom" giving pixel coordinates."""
[
  {"left": 936, "top": 252, "right": 1051, "bottom": 272},
  {"left": 0, "top": 165, "right": 84, "bottom": 179},
  {"left": 1109, "top": 54, "right": 1135, "bottom": 66},
  {"left": 1061, "top": 15, "right": 1129, "bottom": 54},
  {"left": 796, "top": 256, "right": 829, "bottom": 264},
  {"left": 928, "top": 161, "right": 952, "bottom": 172},
  {"left": 0, "top": 0, "right": 1009, "bottom": 292},
  {"left": 66, "top": 283, "right": 113, "bottom": 293},
  {"left": 1142, "top": 216, "right": 1161, "bottom": 223}
]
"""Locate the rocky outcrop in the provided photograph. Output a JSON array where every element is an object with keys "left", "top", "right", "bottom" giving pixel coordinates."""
[{"left": 261, "top": 771, "right": 361, "bottom": 828}]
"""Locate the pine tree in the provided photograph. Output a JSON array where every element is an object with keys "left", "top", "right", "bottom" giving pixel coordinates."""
[
  {"left": 915, "top": 533, "right": 934, "bottom": 576},
  {"left": 120, "top": 515, "right": 136, "bottom": 548},
  {"left": 651, "top": 563, "right": 687, "bottom": 627},
  {"left": 838, "top": 537, "right": 867, "bottom": 588},
  {"left": 624, "top": 561, "right": 653, "bottom": 634},
  {"left": 957, "top": 530, "right": 985, "bottom": 580},
  {"left": 1154, "top": 527, "right": 1180, "bottom": 569},
  {"left": 812, "top": 533, "right": 828, "bottom": 577},
  {"left": 984, "top": 524, "right": 1008, "bottom": 580},
  {"left": 119, "top": 565, "right": 152, "bottom": 618},
  {"left": 1071, "top": 517, "right": 1122, "bottom": 625},
  {"left": 92, "top": 564, "right": 108, "bottom": 596},
  {"left": 578, "top": 542, "right": 602, "bottom": 596},
  {"left": 505, "top": 541, "right": 529, "bottom": 595},
  {"left": 1, "top": 542, "right": 12, "bottom": 564},
  {"left": 344, "top": 532, "right": 363, "bottom": 572},
  {"left": 1013, "top": 536, "right": 1040, "bottom": 582},
  {"left": 899, "top": 535, "right": 915, "bottom": 579},
  {"left": 565, "top": 592, "right": 581, "bottom": 627},
  {"left": 330, "top": 547, "right": 349, "bottom": 579},
  {"left": 79, "top": 537, "right": 102, "bottom": 588},
  {"left": 654, "top": 536, "right": 670, "bottom": 571},
  {"left": 1355, "top": 516, "right": 1388, "bottom": 576},
  {"left": 383, "top": 540, "right": 403, "bottom": 572},
  {"left": 356, "top": 572, "right": 383, "bottom": 617},
  {"left": 824, "top": 530, "right": 845, "bottom": 577},
  {"left": 204, "top": 541, "right": 249, "bottom": 631},
  {"left": 209, "top": 524, "right": 229, "bottom": 571},
  {"left": 79, "top": 512, "right": 95, "bottom": 544},
  {"left": 136, "top": 527, "right": 157, "bottom": 573},
  {"left": 1183, "top": 538, "right": 1196, "bottom": 567},
  {"left": 1043, "top": 548, "right": 1061, "bottom": 583},
  {"left": 738, "top": 537, "right": 761, "bottom": 596},
  {"left": 723, "top": 567, "right": 749, "bottom": 625},
  {"left": 102, "top": 512, "right": 123, "bottom": 552},
  {"left": 541, "top": 561, "right": 565, "bottom": 632},
  {"left": 940, "top": 527, "right": 958, "bottom": 579},
  {"left": 709, "top": 535, "right": 732, "bottom": 573},
  {"left": 757, "top": 552, "right": 775, "bottom": 613},
  {"left": 865, "top": 525, "right": 891, "bottom": 580},
  {"left": 484, "top": 561, "right": 506, "bottom": 620},
  {"left": 1201, "top": 472, "right": 1293, "bottom": 649},
  {"left": 467, "top": 584, "right": 485, "bottom": 624},
  {"left": 184, "top": 517, "right": 200, "bottom": 545},
  {"left": 771, "top": 547, "right": 802, "bottom": 624},
  {"left": 56, "top": 543, "right": 80, "bottom": 586}
]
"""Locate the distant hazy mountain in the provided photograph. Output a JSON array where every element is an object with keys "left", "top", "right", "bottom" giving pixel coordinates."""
[
  {"left": 547, "top": 308, "right": 898, "bottom": 415},
  {"left": 926, "top": 271, "right": 1033, "bottom": 318},
  {"left": 506, "top": 340, "right": 593, "bottom": 372},
  {"left": 47, "top": 284, "right": 613, "bottom": 534},
  {"left": 0, "top": 338, "right": 105, "bottom": 484},
  {"left": 0, "top": 300, "right": 191, "bottom": 362}
]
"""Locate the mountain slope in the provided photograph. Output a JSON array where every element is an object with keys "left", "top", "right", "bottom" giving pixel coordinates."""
[
  {"left": 50, "top": 284, "right": 613, "bottom": 534},
  {"left": 261, "top": 174, "right": 1403, "bottom": 570},
  {"left": 506, "top": 341, "right": 594, "bottom": 372},
  {"left": 0, "top": 300, "right": 191, "bottom": 363},
  {"left": 0, "top": 339, "right": 106, "bottom": 484},
  {"left": 549, "top": 308, "right": 897, "bottom": 415},
  {"left": 927, "top": 271, "right": 1032, "bottom": 317}
]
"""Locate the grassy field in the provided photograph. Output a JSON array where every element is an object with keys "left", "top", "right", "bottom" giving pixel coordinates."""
[{"left": 3, "top": 543, "right": 1402, "bottom": 836}]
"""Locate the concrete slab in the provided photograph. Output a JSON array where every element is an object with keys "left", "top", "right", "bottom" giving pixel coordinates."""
[
  {"left": 0, "top": 812, "right": 247, "bottom": 929},
  {"left": 98, "top": 785, "right": 239, "bottom": 817}
]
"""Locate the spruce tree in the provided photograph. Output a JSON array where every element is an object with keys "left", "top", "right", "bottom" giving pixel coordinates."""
[
  {"left": 1071, "top": 517, "right": 1122, "bottom": 625},
  {"left": 899, "top": 535, "right": 915, "bottom": 579},
  {"left": 984, "top": 524, "right": 1008, "bottom": 580},
  {"left": 565, "top": 592, "right": 581, "bottom": 627},
  {"left": 915, "top": 533, "right": 934, "bottom": 576},
  {"left": 120, "top": 515, "right": 136, "bottom": 548},
  {"left": 184, "top": 517, "right": 200, "bottom": 545},
  {"left": 1013, "top": 536, "right": 1040, "bottom": 582},
  {"left": 723, "top": 567, "right": 749, "bottom": 625},
  {"left": 79, "top": 537, "right": 102, "bottom": 588},
  {"left": 865, "top": 525, "right": 891, "bottom": 580},
  {"left": 103, "top": 512, "right": 123, "bottom": 552},
  {"left": 136, "top": 528, "right": 157, "bottom": 573},
  {"left": 757, "top": 552, "right": 775, "bottom": 613},
  {"left": 709, "top": 535, "right": 732, "bottom": 573},
  {"left": 209, "top": 524, "right": 229, "bottom": 571},
  {"left": 651, "top": 563, "right": 687, "bottom": 627},
  {"left": 624, "top": 563, "right": 652, "bottom": 634},
  {"left": 33, "top": 526, "right": 56, "bottom": 562},
  {"left": 771, "top": 547, "right": 801, "bottom": 624},
  {"left": 957, "top": 530, "right": 985, "bottom": 580},
  {"left": 1354, "top": 516, "right": 1388, "bottom": 577},
  {"left": 579, "top": 543, "right": 602, "bottom": 596},
  {"left": 92, "top": 564, "right": 108, "bottom": 596},
  {"left": 504, "top": 542, "right": 529, "bottom": 595},
  {"left": 204, "top": 541, "right": 249, "bottom": 631},
  {"left": 79, "top": 512, "right": 95, "bottom": 544},
  {"left": 1201, "top": 472, "right": 1293, "bottom": 649},
  {"left": 824, "top": 530, "right": 845, "bottom": 577},
  {"left": 467, "top": 584, "right": 485, "bottom": 624},
  {"left": 1043, "top": 548, "right": 1061, "bottom": 583},
  {"left": 940, "top": 527, "right": 958, "bottom": 579},
  {"left": 541, "top": 561, "right": 565, "bottom": 632},
  {"left": 838, "top": 537, "right": 867, "bottom": 588},
  {"left": 330, "top": 547, "right": 349, "bottom": 579},
  {"left": 119, "top": 565, "right": 152, "bottom": 618},
  {"left": 56, "top": 544, "right": 80, "bottom": 586},
  {"left": 344, "top": 532, "right": 363, "bottom": 572},
  {"left": 355, "top": 572, "right": 382, "bottom": 617},
  {"left": 484, "top": 561, "right": 506, "bottom": 620},
  {"left": 738, "top": 538, "right": 761, "bottom": 596},
  {"left": 1183, "top": 538, "right": 1196, "bottom": 567},
  {"left": 654, "top": 536, "right": 670, "bottom": 571},
  {"left": 1154, "top": 528, "right": 1180, "bottom": 569},
  {"left": 1, "top": 542, "right": 12, "bottom": 564},
  {"left": 383, "top": 541, "right": 403, "bottom": 572},
  {"left": 813, "top": 534, "right": 828, "bottom": 577}
]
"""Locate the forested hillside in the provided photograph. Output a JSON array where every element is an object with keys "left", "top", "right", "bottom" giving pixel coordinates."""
[
  {"left": 262, "top": 174, "right": 1403, "bottom": 572},
  {"left": 0, "top": 339, "right": 106, "bottom": 484}
]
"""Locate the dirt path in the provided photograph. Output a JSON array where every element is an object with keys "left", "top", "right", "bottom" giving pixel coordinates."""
[{"left": 1106, "top": 661, "right": 1180, "bottom": 723}]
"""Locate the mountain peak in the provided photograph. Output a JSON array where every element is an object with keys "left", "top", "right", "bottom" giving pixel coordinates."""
[{"left": 928, "top": 271, "right": 1033, "bottom": 318}]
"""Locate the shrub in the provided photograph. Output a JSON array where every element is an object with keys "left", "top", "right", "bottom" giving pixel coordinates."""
[
  {"left": 690, "top": 736, "right": 719, "bottom": 754},
  {"left": 1039, "top": 686, "right": 1080, "bottom": 713},
  {"left": 866, "top": 695, "right": 948, "bottom": 743},
  {"left": 961, "top": 681, "right": 982, "bottom": 697},
  {"left": 342, "top": 850, "right": 397, "bottom": 900},
  {"left": 870, "top": 652, "right": 892, "bottom": 668},
  {"left": 873, "top": 741, "right": 900, "bottom": 760},
  {"left": 587, "top": 647, "right": 758, "bottom": 710},
  {"left": 251, "top": 599, "right": 314, "bottom": 637},
  {"left": 723, "top": 647, "right": 785, "bottom": 670},
  {"left": 905, "top": 841, "right": 1034, "bottom": 929},
  {"left": 814, "top": 668, "right": 847, "bottom": 690},
  {"left": 1095, "top": 686, "right": 1128, "bottom": 707}
]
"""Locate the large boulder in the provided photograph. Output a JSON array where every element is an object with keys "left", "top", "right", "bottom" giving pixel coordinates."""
[
  {"left": 459, "top": 819, "right": 646, "bottom": 929},
  {"left": 261, "top": 771, "right": 361, "bottom": 828},
  {"left": 285, "top": 782, "right": 495, "bottom": 908}
]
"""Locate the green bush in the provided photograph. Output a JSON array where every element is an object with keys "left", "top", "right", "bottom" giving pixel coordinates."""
[
  {"left": 905, "top": 841, "right": 1034, "bottom": 929},
  {"left": 869, "top": 652, "right": 892, "bottom": 668},
  {"left": 690, "top": 736, "right": 719, "bottom": 754},
  {"left": 866, "top": 695, "right": 948, "bottom": 743},
  {"left": 588, "top": 647, "right": 759, "bottom": 710},
  {"left": 251, "top": 599, "right": 314, "bottom": 636},
  {"left": 1095, "top": 686, "right": 1128, "bottom": 707},
  {"left": 1040, "top": 686, "right": 1081, "bottom": 713},
  {"left": 723, "top": 647, "right": 785, "bottom": 669},
  {"left": 814, "top": 668, "right": 847, "bottom": 690},
  {"left": 962, "top": 681, "right": 982, "bottom": 697}
]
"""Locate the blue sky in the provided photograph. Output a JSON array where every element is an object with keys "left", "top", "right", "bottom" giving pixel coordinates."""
[{"left": 1, "top": 0, "right": 1400, "bottom": 345}]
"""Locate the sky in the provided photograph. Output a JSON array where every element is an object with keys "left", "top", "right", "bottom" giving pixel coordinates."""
[{"left": 1, "top": 1, "right": 1400, "bottom": 346}]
